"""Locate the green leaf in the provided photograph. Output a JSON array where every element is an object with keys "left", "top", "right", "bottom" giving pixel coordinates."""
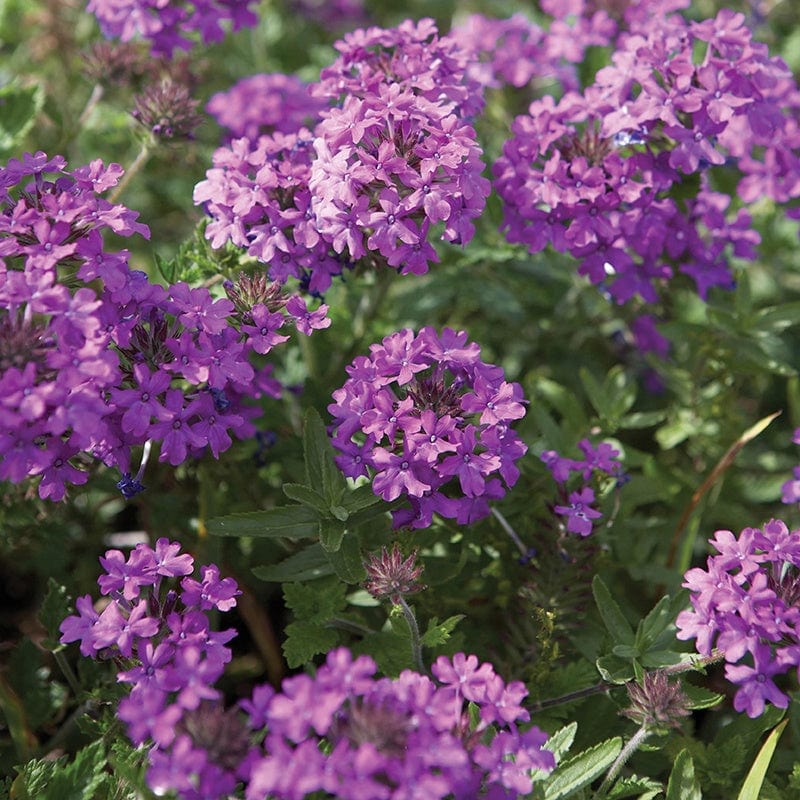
[
  {"left": 207, "top": 506, "right": 320, "bottom": 539},
  {"left": 737, "top": 720, "right": 788, "bottom": 800},
  {"left": 252, "top": 543, "right": 333, "bottom": 582},
  {"left": 283, "top": 576, "right": 346, "bottom": 622},
  {"left": 634, "top": 594, "right": 674, "bottom": 651},
  {"left": 543, "top": 723, "right": 577, "bottom": 762},
  {"left": 25, "top": 741, "right": 107, "bottom": 800},
  {"left": 683, "top": 683, "right": 724, "bottom": 711},
  {"left": 542, "top": 737, "right": 623, "bottom": 800},
  {"left": 596, "top": 654, "right": 635, "bottom": 684},
  {"left": 303, "top": 408, "right": 346, "bottom": 505},
  {"left": 0, "top": 82, "right": 43, "bottom": 157},
  {"left": 37, "top": 578, "right": 70, "bottom": 652},
  {"left": 607, "top": 775, "right": 663, "bottom": 800},
  {"left": 283, "top": 621, "right": 338, "bottom": 668},
  {"left": 319, "top": 517, "right": 346, "bottom": 552},
  {"left": 420, "top": 615, "right": 464, "bottom": 647},
  {"left": 593, "top": 575, "right": 634, "bottom": 646},
  {"left": 340, "top": 483, "right": 380, "bottom": 513},
  {"left": 666, "top": 749, "right": 702, "bottom": 800},
  {"left": 282, "top": 483, "right": 330, "bottom": 514},
  {"left": 325, "top": 531, "right": 366, "bottom": 583}
]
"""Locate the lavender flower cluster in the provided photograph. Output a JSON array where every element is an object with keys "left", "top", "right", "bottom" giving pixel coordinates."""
[
  {"left": 206, "top": 73, "right": 327, "bottom": 143},
  {"left": 676, "top": 519, "right": 800, "bottom": 718},
  {"left": 0, "top": 151, "right": 329, "bottom": 501},
  {"left": 61, "top": 541, "right": 555, "bottom": 799},
  {"left": 328, "top": 327, "right": 527, "bottom": 529},
  {"left": 494, "top": 6, "right": 796, "bottom": 320},
  {"left": 244, "top": 648, "right": 555, "bottom": 800},
  {"left": 195, "top": 18, "right": 491, "bottom": 283},
  {"left": 87, "top": 0, "right": 259, "bottom": 57},
  {"left": 60, "top": 538, "right": 246, "bottom": 797},
  {"left": 193, "top": 131, "right": 346, "bottom": 295},
  {"left": 541, "top": 439, "right": 625, "bottom": 536}
]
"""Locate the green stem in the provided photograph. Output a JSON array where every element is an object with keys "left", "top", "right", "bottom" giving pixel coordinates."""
[
  {"left": 108, "top": 140, "right": 151, "bottom": 204},
  {"left": 491, "top": 507, "right": 528, "bottom": 557},
  {"left": 327, "top": 617, "right": 376, "bottom": 637},
  {"left": 77, "top": 83, "right": 105, "bottom": 128},
  {"left": 53, "top": 649, "right": 82, "bottom": 698},
  {"left": 529, "top": 681, "right": 614, "bottom": 712},
  {"left": 398, "top": 597, "right": 425, "bottom": 673},
  {"left": 593, "top": 725, "right": 651, "bottom": 800}
]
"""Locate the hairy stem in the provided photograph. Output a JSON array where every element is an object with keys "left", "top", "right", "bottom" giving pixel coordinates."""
[
  {"left": 398, "top": 597, "right": 425, "bottom": 673},
  {"left": 108, "top": 140, "right": 151, "bottom": 204},
  {"left": 593, "top": 725, "right": 651, "bottom": 800}
]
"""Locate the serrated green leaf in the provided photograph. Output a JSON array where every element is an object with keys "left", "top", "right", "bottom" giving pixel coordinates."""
[
  {"left": 607, "top": 774, "right": 663, "bottom": 800},
  {"left": 420, "top": 614, "right": 464, "bottom": 647},
  {"left": 541, "top": 723, "right": 578, "bottom": 763},
  {"left": 282, "top": 483, "right": 330, "bottom": 514},
  {"left": 593, "top": 575, "right": 634, "bottom": 646},
  {"left": 304, "top": 408, "right": 346, "bottom": 505},
  {"left": 682, "top": 683, "right": 724, "bottom": 711},
  {"left": 283, "top": 576, "right": 346, "bottom": 622},
  {"left": 37, "top": 578, "right": 70, "bottom": 652},
  {"left": 283, "top": 621, "right": 339, "bottom": 668},
  {"left": 737, "top": 720, "right": 788, "bottom": 800},
  {"left": 639, "top": 649, "right": 685, "bottom": 668},
  {"left": 542, "top": 737, "right": 623, "bottom": 800},
  {"left": 612, "top": 644, "right": 639, "bottom": 659},
  {"left": 667, "top": 749, "right": 702, "bottom": 800},
  {"left": 253, "top": 543, "right": 333, "bottom": 582},
  {"left": 326, "top": 531, "right": 366, "bottom": 583},
  {"left": 34, "top": 740, "right": 106, "bottom": 800},
  {"left": 207, "top": 506, "right": 319, "bottom": 538}
]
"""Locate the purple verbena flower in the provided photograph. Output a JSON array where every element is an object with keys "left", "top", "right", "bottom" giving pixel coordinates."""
[{"left": 329, "top": 327, "right": 528, "bottom": 528}]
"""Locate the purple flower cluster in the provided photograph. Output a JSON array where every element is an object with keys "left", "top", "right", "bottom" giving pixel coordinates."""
[
  {"left": 206, "top": 74, "right": 327, "bottom": 143},
  {"left": 198, "top": 19, "right": 491, "bottom": 282},
  {"left": 62, "top": 545, "right": 554, "bottom": 799},
  {"left": 194, "top": 131, "right": 346, "bottom": 295},
  {"left": 541, "top": 439, "right": 624, "bottom": 536},
  {"left": 309, "top": 18, "right": 490, "bottom": 275},
  {"left": 494, "top": 7, "right": 796, "bottom": 315},
  {"left": 243, "top": 648, "right": 555, "bottom": 800},
  {"left": 86, "top": 0, "right": 259, "bottom": 57},
  {"left": 451, "top": 11, "right": 613, "bottom": 92},
  {"left": 676, "top": 519, "right": 800, "bottom": 718},
  {"left": 0, "top": 151, "right": 329, "bottom": 501},
  {"left": 60, "top": 538, "right": 246, "bottom": 797},
  {"left": 328, "top": 327, "right": 527, "bottom": 529}
]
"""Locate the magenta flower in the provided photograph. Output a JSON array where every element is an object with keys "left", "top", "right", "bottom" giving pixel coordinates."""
[{"left": 329, "top": 327, "right": 528, "bottom": 528}]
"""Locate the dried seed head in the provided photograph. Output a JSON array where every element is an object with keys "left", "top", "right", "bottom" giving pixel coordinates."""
[
  {"left": 132, "top": 79, "right": 203, "bottom": 141},
  {"left": 622, "top": 671, "right": 691, "bottom": 731},
  {"left": 364, "top": 543, "right": 425, "bottom": 605}
]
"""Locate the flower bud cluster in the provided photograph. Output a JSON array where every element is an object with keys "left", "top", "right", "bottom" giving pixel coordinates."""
[
  {"left": 676, "top": 519, "right": 800, "bottom": 717},
  {"left": 541, "top": 439, "right": 625, "bottom": 536},
  {"left": 86, "top": 0, "right": 259, "bottom": 57},
  {"left": 328, "top": 327, "right": 527, "bottom": 528},
  {"left": 494, "top": 7, "right": 795, "bottom": 315}
]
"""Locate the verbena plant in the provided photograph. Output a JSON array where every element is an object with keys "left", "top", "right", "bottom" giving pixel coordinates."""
[{"left": 2, "top": 0, "right": 800, "bottom": 798}]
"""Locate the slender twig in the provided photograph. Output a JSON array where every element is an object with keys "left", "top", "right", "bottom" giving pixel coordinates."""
[{"left": 77, "top": 83, "right": 105, "bottom": 128}]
